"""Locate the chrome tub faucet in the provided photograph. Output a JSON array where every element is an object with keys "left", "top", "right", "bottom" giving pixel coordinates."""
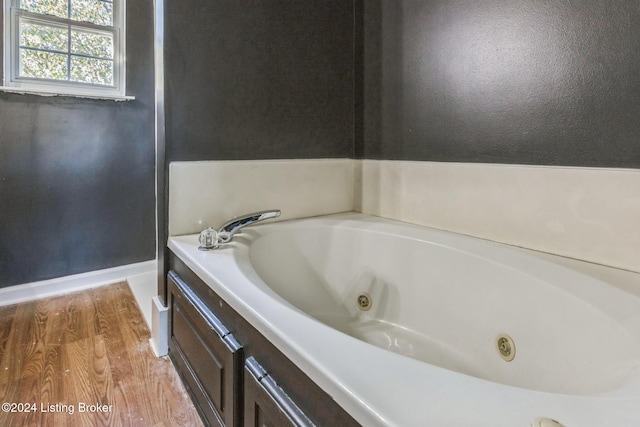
[{"left": 198, "top": 210, "right": 281, "bottom": 250}]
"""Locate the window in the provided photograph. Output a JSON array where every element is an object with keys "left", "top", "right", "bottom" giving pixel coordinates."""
[{"left": 3, "top": 0, "right": 126, "bottom": 98}]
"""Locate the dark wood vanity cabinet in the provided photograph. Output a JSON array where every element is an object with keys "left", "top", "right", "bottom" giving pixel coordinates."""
[
  {"left": 168, "top": 253, "right": 360, "bottom": 427},
  {"left": 168, "top": 271, "right": 242, "bottom": 427}
]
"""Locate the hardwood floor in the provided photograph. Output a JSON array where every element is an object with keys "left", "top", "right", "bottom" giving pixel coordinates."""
[{"left": 0, "top": 281, "right": 204, "bottom": 427}]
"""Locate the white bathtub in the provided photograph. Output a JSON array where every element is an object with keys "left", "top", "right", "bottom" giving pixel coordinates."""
[{"left": 168, "top": 213, "right": 640, "bottom": 427}]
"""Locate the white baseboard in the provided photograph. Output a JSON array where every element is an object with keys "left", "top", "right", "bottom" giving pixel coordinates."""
[{"left": 0, "top": 260, "right": 157, "bottom": 307}]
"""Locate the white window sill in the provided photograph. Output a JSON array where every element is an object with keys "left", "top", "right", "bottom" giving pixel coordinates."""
[{"left": 0, "top": 86, "right": 135, "bottom": 101}]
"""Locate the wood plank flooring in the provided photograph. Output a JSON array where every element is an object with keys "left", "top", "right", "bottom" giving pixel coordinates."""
[{"left": 0, "top": 281, "right": 204, "bottom": 427}]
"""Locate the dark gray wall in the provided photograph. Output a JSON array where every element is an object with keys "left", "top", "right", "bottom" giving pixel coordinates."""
[
  {"left": 361, "top": 0, "right": 640, "bottom": 168},
  {"left": 0, "top": 0, "right": 156, "bottom": 288},
  {"left": 165, "top": 0, "right": 356, "bottom": 161}
]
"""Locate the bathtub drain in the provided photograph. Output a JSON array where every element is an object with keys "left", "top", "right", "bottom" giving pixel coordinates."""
[
  {"left": 496, "top": 334, "right": 516, "bottom": 362},
  {"left": 356, "top": 293, "right": 372, "bottom": 311}
]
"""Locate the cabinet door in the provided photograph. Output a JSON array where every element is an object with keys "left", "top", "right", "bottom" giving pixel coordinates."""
[
  {"left": 243, "top": 357, "right": 315, "bottom": 427},
  {"left": 168, "top": 271, "right": 243, "bottom": 427}
]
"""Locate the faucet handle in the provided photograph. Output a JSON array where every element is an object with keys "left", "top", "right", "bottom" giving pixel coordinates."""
[{"left": 198, "top": 227, "right": 218, "bottom": 251}]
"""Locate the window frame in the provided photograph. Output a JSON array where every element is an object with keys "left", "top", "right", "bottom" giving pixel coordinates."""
[{"left": 2, "top": 0, "right": 127, "bottom": 99}]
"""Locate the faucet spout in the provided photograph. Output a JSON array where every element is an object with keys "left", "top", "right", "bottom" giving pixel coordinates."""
[
  {"left": 198, "top": 210, "right": 281, "bottom": 250},
  {"left": 217, "top": 210, "right": 281, "bottom": 243}
]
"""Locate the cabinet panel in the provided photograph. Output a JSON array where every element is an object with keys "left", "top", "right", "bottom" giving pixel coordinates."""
[
  {"left": 244, "top": 357, "right": 314, "bottom": 427},
  {"left": 168, "top": 271, "right": 243, "bottom": 427},
  {"left": 173, "top": 300, "right": 225, "bottom": 408}
]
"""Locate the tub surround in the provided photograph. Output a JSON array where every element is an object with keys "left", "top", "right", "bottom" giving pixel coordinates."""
[
  {"left": 356, "top": 160, "right": 640, "bottom": 274},
  {"left": 168, "top": 159, "right": 354, "bottom": 236},
  {"left": 168, "top": 159, "right": 639, "bottom": 275}
]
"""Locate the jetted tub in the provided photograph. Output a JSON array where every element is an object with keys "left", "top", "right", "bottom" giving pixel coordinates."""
[{"left": 168, "top": 213, "right": 640, "bottom": 427}]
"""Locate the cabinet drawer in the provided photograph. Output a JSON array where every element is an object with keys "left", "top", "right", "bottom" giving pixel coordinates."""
[{"left": 168, "top": 271, "right": 243, "bottom": 427}]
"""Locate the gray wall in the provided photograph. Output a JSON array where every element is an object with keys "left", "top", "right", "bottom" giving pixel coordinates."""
[
  {"left": 164, "top": 0, "right": 356, "bottom": 161},
  {"left": 164, "top": 0, "right": 640, "bottom": 168},
  {"left": 0, "top": 0, "right": 156, "bottom": 288},
  {"left": 361, "top": 0, "right": 640, "bottom": 168}
]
